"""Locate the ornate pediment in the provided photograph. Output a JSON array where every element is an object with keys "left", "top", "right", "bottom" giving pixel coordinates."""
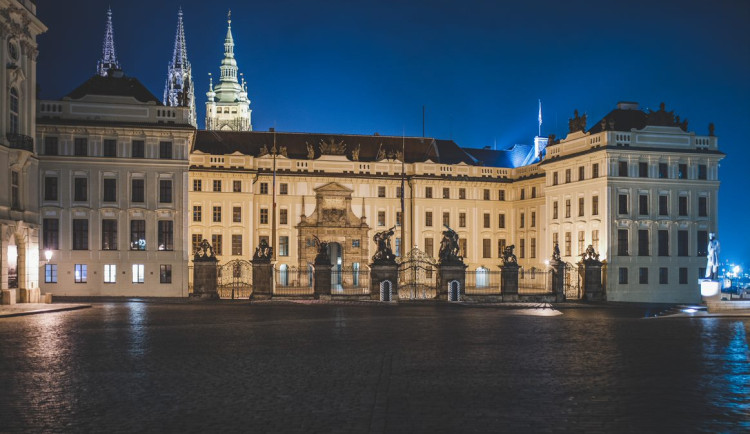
[
  {"left": 298, "top": 182, "right": 367, "bottom": 229},
  {"left": 319, "top": 138, "right": 346, "bottom": 155}
]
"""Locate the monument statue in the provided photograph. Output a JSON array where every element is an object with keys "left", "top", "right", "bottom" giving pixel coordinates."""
[
  {"left": 568, "top": 109, "right": 587, "bottom": 133},
  {"left": 279, "top": 146, "right": 288, "bottom": 158},
  {"left": 372, "top": 226, "right": 396, "bottom": 264},
  {"left": 705, "top": 233, "right": 720, "bottom": 280},
  {"left": 502, "top": 245, "right": 517, "bottom": 265},
  {"left": 552, "top": 242, "right": 561, "bottom": 262},
  {"left": 580, "top": 244, "right": 601, "bottom": 263},
  {"left": 306, "top": 142, "right": 315, "bottom": 159},
  {"left": 253, "top": 238, "right": 273, "bottom": 262},
  {"left": 258, "top": 144, "right": 269, "bottom": 157},
  {"left": 376, "top": 144, "right": 386, "bottom": 161},
  {"left": 193, "top": 239, "right": 216, "bottom": 262},
  {"left": 312, "top": 235, "right": 330, "bottom": 264},
  {"left": 351, "top": 144, "right": 360, "bottom": 161},
  {"left": 438, "top": 225, "right": 462, "bottom": 264}
]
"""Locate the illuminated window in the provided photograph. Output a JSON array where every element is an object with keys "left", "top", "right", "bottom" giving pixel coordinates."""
[
  {"left": 160, "top": 265, "right": 172, "bottom": 283},
  {"left": 193, "top": 179, "right": 202, "bottom": 191},
  {"left": 233, "top": 206, "right": 242, "bottom": 223},
  {"left": 233, "top": 180, "right": 242, "bottom": 192},
  {"left": 158, "top": 221, "right": 173, "bottom": 251},
  {"left": 232, "top": 235, "right": 242, "bottom": 256},
  {"left": 130, "top": 220, "right": 146, "bottom": 250},
  {"left": 45, "top": 264, "right": 57, "bottom": 283},
  {"left": 193, "top": 206, "right": 202, "bottom": 222},
  {"left": 74, "top": 264, "right": 87, "bottom": 283},
  {"left": 104, "top": 264, "right": 116, "bottom": 283},
  {"left": 101, "top": 219, "right": 117, "bottom": 250},
  {"left": 132, "top": 264, "right": 145, "bottom": 284}
]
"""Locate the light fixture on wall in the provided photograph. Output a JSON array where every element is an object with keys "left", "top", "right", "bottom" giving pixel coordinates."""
[{"left": 44, "top": 249, "right": 53, "bottom": 263}]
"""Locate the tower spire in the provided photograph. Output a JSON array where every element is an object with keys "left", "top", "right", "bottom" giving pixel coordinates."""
[
  {"left": 97, "top": 7, "right": 120, "bottom": 77},
  {"left": 164, "top": 7, "right": 196, "bottom": 126}
]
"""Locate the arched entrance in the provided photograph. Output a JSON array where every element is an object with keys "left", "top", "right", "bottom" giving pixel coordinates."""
[{"left": 328, "top": 242, "right": 342, "bottom": 288}]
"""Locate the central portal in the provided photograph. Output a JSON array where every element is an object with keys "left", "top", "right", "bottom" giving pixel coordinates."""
[{"left": 328, "top": 242, "right": 343, "bottom": 287}]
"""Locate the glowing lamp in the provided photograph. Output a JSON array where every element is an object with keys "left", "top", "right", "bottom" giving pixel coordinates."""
[{"left": 44, "top": 249, "right": 53, "bottom": 262}]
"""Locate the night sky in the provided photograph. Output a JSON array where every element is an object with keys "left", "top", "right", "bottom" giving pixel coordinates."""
[{"left": 36, "top": 0, "right": 750, "bottom": 264}]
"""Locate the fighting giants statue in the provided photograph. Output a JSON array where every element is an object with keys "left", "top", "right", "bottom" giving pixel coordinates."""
[
  {"left": 253, "top": 238, "right": 273, "bottom": 262},
  {"left": 501, "top": 245, "right": 518, "bottom": 265},
  {"left": 312, "top": 235, "right": 330, "bottom": 265},
  {"left": 438, "top": 225, "right": 462, "bottom": 264},
  {"left": 705, "top": 233, "right": 720, "bottom": 280},
  {"left": 372, "top": 226, "right": 396, "bottom": 264},
  {"left": 552, "top": 242, "right": 561, "bottom": 262},
  {"left": 194, "top": 239, "right": 216, "bottom": 262},
  {"left": 580, "top": 244, "right": 600, "bottom": 263}
]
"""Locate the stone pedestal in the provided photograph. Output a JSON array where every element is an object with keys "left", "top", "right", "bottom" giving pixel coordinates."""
[
  {"left": 251, "top": 261, "right": 273, "bottom": 300},
  {"left": 549, "top": 259, "right": 566, "bottom": 302},
  {"left": 314, "top": 263, "right": 333, "bottom": 299},
  {"left": 370, "top": 263, "right": 398, "bottom": 301},
  {"left": 437, "top": 263, "right": 466, "bottom": 301},
  {"left": 20, "top": 288, "right": 40, "bottom": 304},
  {"left": 501, "top": 264, "right": 519, "bottom": 301},
  {"left": 191, "top": 260, "right": 219, "bottom": 300},
  {"left": 1, "top": 289, "right": 16, "bottom": 305},
  {"left": 581, "top": 260, "right": 604, "bottom": 301}
]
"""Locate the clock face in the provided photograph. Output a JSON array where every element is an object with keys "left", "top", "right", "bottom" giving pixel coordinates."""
[{"left": 7, "top": 39, "right": 19, "bottom": 61}]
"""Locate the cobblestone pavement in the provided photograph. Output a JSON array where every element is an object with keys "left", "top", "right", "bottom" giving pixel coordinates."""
[{"left": 0, "top": 302, "right": 748, "bottom": 433}]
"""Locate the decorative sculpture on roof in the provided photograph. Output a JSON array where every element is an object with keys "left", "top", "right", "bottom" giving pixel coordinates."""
[
  {"left": 568, "top": 109, "right": 587, "bottom": 133},
  {"left": 705, "top": 233, "right": 720, "bottom": 280},
  {"left": 547, "top": 134, "right": 557, "bottom": 146},
  {"left": 194, "top": 239, "right": 216, "bottom": 262},
  {"left": 253, "top": 239, "right": 273, "bottom": 262},
  {"left": 376, "top": 144, "right": 386, "bottom": 161},
  {"left": 552, "top": 242, "right": 561, "bottom": 262},
  {"left": 306, "top": 142, "right": 315, "bottom": 159},
  {"left": 396, "top": 150, "right": 404, "bottom": 161},
  {"left": 580, "top": 244, "right": 600, "bottom": 263},
  {"left": 438, "top": 225, "right": 462, "bottom": 264},
  {"left": 708, "top": 123, "right": 715, "bottom": 137},
  {"left": 279, "top": 146, "right": 288, "bottom": 158},
  {"left": 312, "top": 235, "right": 330, "bottom": 264},
  {"left": 319, "top": 138, "right": 347, "bottom": 155},
  {"left": 372, "top": 226, "right": 397, "bottom": 264},
  {"left": 351, "top": 144, "right": 360, "bottom": 161},
  {"left": 258, "top": 144, "right": 269, "bottom": 157},
  {"left": 502, "top": 245, "right": 517, "bottom": 265},
  {"left": 646, "top": 102, "right": 688, "bottom": 131}
]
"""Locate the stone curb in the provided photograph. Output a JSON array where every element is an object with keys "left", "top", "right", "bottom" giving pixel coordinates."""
[{"left": 0, "top": 305, "right": 92, "bottom": 318}]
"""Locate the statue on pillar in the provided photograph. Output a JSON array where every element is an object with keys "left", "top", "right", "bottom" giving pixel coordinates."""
[
  {"left": 372, "top": 226, "right": 396, "bottom": 264},
  {"left": 252, "top": 239, "right": 273, "bottom": 262},
  {"left": 552, "top": 242, "right": 561, "bottom": 262},
  {"left": 194, "top": 239, "right": 216, "bottom": 262},
  {"left": 502, "top": 245, "right": 518, "bottom": 265},
  {"left": 580, "top": 244, "right": 601, "bottom": 263},
  {"left": 438, "top": 225, "right": 462, "bottom": 264},
  {"left": 705, "top": 233, "right": 720, "bottom": 280},
  {"left": 312, "top": 235, "right": 330, "bottom": 265}
]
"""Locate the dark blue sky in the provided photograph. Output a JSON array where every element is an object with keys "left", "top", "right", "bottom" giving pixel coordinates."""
[{"left": 37, "top": 0, "right": 750, "bottom": 263}]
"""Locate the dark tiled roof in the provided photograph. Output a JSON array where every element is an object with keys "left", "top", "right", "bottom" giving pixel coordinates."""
[
  {"left": 587, "top": 108, "right": 648, "bottom": 134},
  {"left": 64, "top": 75, "right": 162, "bottom": 104},
  {"left": 194, "top": 131, "right": 479, "bottom": 164},
  {"left": 463, "top": 144, "right": 533, "bottom": 168}
]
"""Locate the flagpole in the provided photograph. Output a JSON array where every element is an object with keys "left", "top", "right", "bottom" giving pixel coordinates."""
[
  {"left": 538, "top": 99, "right": 542, "bottom": 137},
  {"left": 272, "top": 128, "right": 277, "bottom": 262},
  {"left": 401, "top": 131, "right": 406, "bottom": 255}
]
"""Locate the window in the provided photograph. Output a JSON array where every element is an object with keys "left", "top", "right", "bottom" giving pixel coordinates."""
[
  {"left": 442, "top": 212, "right": 450, "bottom": 227},
  {"left": 104, "top": 264, "right": 116, "bottom": 283},
  {"left": 132, "top": 264, "right": 145, "bottom": 283},
  {"left": 130, "top": 220, "right": 146, "bottom": 250},
  {"left": 482, "top": 239, "right": 491, "bottom": 258},
  {"left": 459, "top": 212, "right": 466, "bottom": 228},
  {"left": 45, "top": 264, "right": 57, "bottom": 283},
  {"left": 233, "top": 206, "right": 242, "bottom": 223},
  {"left": 44, "top": 176, "right": 58, "bottom": 201},
  {"left": 638, "top": 162, "right": 648, "bottom": 178},
  {"left": 158, "top": 180, "right": 172, "bottom": 203},
  {"left": 498, "top": 190, "right": 505, "bottom": 201},
  {"left": 74, "top": 177, "right": 88, "bottom": 202},
  {"left": 698, "top": 164, "right": 707, "bottom": 180},
  {"left": 619, "top": 161, "right": 628, "bottom": 177},
  {"left": 679, "top": 267, "right": 688, "bottom": 284},
  {"left": 425, "top": 211, "right": 433, "bottom": 227},
  {"left": 639, "top": 194, "right": 648, "bottom": 215},
  {"left": 639, "top": 267, "right": 648, "bottom": 284},
  {"left": 564, "top": 232, "right": 571, "bottom": 256},
  {"left": 213, "top": 180, "right": 222, "bottom": 192},
  {"left": 233, "top": 180, "right": 242, "bottom": 192},
  {"left": 553, "top": 232, "right": 559, "bottom": 249},
  {"left": 530, "top": 238, "right": 536, "bottom": 258},
  {"left": 677, "top": 230, "right": 688, "bottom": 256},
  {"left": 260, "top": 183, "right": 269, "bottom": 194},
  {"left": 131, "top": 179, "right": 144, "bottom": 203},
  {"left": 74, "top": 138, "right": 88, "bottom": 156},
  {"left": 103, "top": 139, "right": 117, "bottom": 157},
  {"left": 193, "top": 206, "right": 202, "bottom": 222},
  {"left": 459, "top": 188, "right": 466, "bottom": 199},
  {"left": 578, "top": 231, "right": 585, "bottom": 255},
  {"left": 497, "top": 238, "right": 506, "bottom": 258},
  {"left": 43, "top": 219, "right": 59, "bottom": 250},
  {"left": 592, "top": 163, "right": 599, "bottom": 178},
  {"left": 396, "top": 211, "right": 402, "bottom": 226},
  {"left": 519, "top": 239, "right": 525, "bottom": 258},
  {"left": 698, "top": 197, "right": 707, "bottom": 217},
  {"left": 213, "top": 206, "right": 222, "bottom": 223},
  {"left": 103, "top": 178, "right": 117, "bottom": 202},
  {"left": 159, "top": 141, "right": 172, "bottom": 159},
  {"left": 618, "top": 194, "right": 628, "bottom": 214},
  {"left": 160, "top": 265, "right": 172, "bottom": 284},
  {"left": 565, "top": 199, "right": 571, "bottom": 218},
  {"left": 531, "top": 187, "right": 537, "bottom": 198},
  {"left": 519, "top": 212, "right": 525, "bottom": 228},
  {"left": 658, "top": 230, "right": 669, "bottom": 256},
  {"left": 578, "top": 166, "right": 585, "bottom": 181},
  {"left": 592, "top": 196, "right": 599, "bottom": 216},
  {"left": 192, "top": 234, "right": 202, "bottom": 254},
  {"left": 101, "top": 219, "right": 118, "bottom": 250},
  {"left": 425, "top": 238, "right": 434, "bottom": 258},
  {"left": 565, "top": 169, "right": 571, "bottom": 183},
  {"left": 11, "top": 171, "right": 19, "bottom": 210},
  {"left": 280, "top": 209, "right": 288, "bottom": 225},
  {"left": 212, "top": 234, "right": 223, "bottom": 255},
  {"left": 352, "top": 239, "right": 360, "bottom": 248},
  {"left": 395, "top": 238, "right": 401, "bottom": 256},
  {"left": 658, "top": 163, "right": 668, "bottom": 179},
  {"left": 520, "top": 189, "right": 525, "bottom": 200},
  {"left": 279, "top": 183, "right": 288, "bottom": 195},
  {"left": 659, "top": 268, "right": 668, "bottom": 284},
  {"left": 260, "top": 209, "right": 268, "bottom": 224},
  {"left": 158, "top": 221, "right": 173, "bottom": 251},
  {"left": 74, "top": 264, "right": 87, "bottom": 283},
  {"left": 578, "top": 197, "right": 585, "bottom": 217},
  {"left": 44, "top": 137, "right": 59, "bottom": 155},
  {"left": 280, "top": 236, "right": 289, "bottom": 256},
  {"left": 459, "top": 239, "right": 467, "bottom": 258},
  {"left": 442, "top": 188, "right": 450, "bottom": 199},
  {"left": 659, "top": 195, "right": 668, "bottom": 216},
  {"left": 232, "top": 234, "right": 242, "bottom": 255},
  {"left": 553, "top": 201, "right": 558, "bottom": 219},
  {"left": 483, "top": 189, "right": 490, "bottom": 200},
  {"left": 396, "top": 187, "right": 402, "bottom": 198},
  {"left": 498, "top": 213, "right": 505, "bottom": 229},
  {"left": 483, "top": 213, "right": 490, "bottom": 228},
  {"left": 552, "top": 172, "right": 558, "bottom": 185},
  {"left": 697, "top": 231, "right": 708, "bottom": 256},
  {"left": 72, "top": 219, "right": 89, "bottom": 250},
  {"left": 618, "top": 229, "right": 628, "bottom": 256},
  {"left": 377, "top": 211, "right": 385, "bottom": 226},
  {"left": 592, "top": 230, "right": 599, "bottom": 251},
  {"left": 638, "top": 230, "right": 649, "bottom": 256},
  {"left": 8, "top": 87, "right": 18, "bottom": 134},
  {"left": 619, "top": 267, "right": 628, "bottom": 284},
  {"left": 132, "top": 140, "right": 145, "bottom": 158},
  {"left": 678, "top": 163, "right": 687, "bottom": 179},
  {"left": 425, "top": 187, "right": 433, "bottom": 198},
  {"left": 678, "top": 196, "right": 688, "bottom": 216}
]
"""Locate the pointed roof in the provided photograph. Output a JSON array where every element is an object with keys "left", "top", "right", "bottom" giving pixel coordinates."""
[
  {"left": 66, "top": 74, "right": 161, "bottom": 104},
  {"left": 171, "top": 8, "right": 188, "bottom": 69},
  {"left": 97, "top": 8, "right": 121, "bottom": 77}
]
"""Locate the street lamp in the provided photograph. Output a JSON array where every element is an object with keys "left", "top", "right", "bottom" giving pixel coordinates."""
[{"left": 44, "top": 249, "right": 53, "bottom": 262}]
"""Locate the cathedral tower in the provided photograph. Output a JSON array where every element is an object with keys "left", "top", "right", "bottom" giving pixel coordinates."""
[
  {"left": 205, "top": 11, "right": 252, "bottom": 131},
  {"left": 97, "top": 8, "right": 121, "bottom": 76},
  {"left": 164, "top": 8, "right": 196, "bottom": 127}
]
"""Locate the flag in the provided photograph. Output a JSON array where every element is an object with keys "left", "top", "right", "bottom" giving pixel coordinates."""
[{"left": 538, "top": 99, "right": 542, "bottom": 127}]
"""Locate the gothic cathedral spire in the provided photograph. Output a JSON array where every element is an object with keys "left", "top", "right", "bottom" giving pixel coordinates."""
[
  {"left": 164, "top": 8, "right": 196, "bottom": 127},
  {"left": 205, "top": 10, "right": 252, "bottom": 131},
  {"left": 97, "top": 8, "right": 121, "bottom": 77}
]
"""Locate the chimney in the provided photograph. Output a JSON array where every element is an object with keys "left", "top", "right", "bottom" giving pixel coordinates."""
[
  {"left": 269, "top": 127, "right": 275, "bottom": 132},
  {"left": 617, "top": 101, "right": 639, "bottom": 110}
]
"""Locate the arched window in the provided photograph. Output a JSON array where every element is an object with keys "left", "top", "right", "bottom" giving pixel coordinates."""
[{"left": 9, "top": 87, "right": 19, "bottom": 134}]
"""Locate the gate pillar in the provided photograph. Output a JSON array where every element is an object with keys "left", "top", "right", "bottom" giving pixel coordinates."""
[
  {"left": 314, "top": 264, "right": 333, "bottom": 299},
  {"left": 579, "top": 245, "right": 605, "bottom": 301},
  {"left": 191, "top": 240, "right": 219, "bottom": 300},
  {"left": 501, "top": 263, "right": 519, "bottom": 301},
  {"left": 549, "top": 258, "right": 566, "bottom": 302},
  {"left": 437, "top": 264, "right": 466, "bottom": 301},
  {"left": 251, "top": 261, "right": 273, "bottom": 300},
  {"left": 370, "top": 263, "right": 398, "bottom": 301}
]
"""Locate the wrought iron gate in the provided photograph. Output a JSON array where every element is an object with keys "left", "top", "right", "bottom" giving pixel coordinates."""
[
  {"left": 564, "top": 262, "right": 582, "bottom": 300},
  {"left": 397, "top": 248, "right": 437, "bottom": 300},
  {"left": 218, "top": 260, "right": 253, "bottom": 299}
]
